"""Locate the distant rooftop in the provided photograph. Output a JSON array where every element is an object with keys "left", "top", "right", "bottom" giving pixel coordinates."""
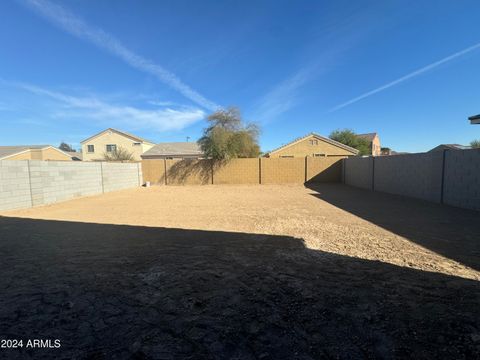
[
  {"left": 0, "top": 145, "right": 50, "bottom": 159},
  {"left": 469, "top": 114, "right": 480, "bottom": 124},
  {"left": 356, "top": 133, "right": 377, "bottom": 142},
  {"left": 141, "top": 142, "right": 203, "bottom": 158}
]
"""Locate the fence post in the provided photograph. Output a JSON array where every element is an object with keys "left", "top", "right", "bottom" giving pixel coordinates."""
[
  {"left": 304, "top": 156, "right": 308, "bottom": 183},
  {"left": 26, "top": 160, "right": 34, "bottom": 208},
  {"left": 100, "top": 162, "right": 105, "bottom": 193},
  {"left": 259, "top": 158, "right": 262, "bottom": 184},
  {"left": 164, "top": 158, "right": 167, "bottom": 185},
  {"left": 137, "top": 162, "right": 141, "bottom": 186},
  {"left": 440, "top": 149, "right": 447, "bottom": 204},
  {"left": 211, "top": 160, "right": 214, "bottom": 185},
  {"left": 371, "top": 157, "right": 375, "bottom": 191}
]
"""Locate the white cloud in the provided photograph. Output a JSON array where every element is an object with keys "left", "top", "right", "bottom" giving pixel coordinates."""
[
  {"left": 22, "top": 0, "right": 220, "bottom": 111},
  {"left": 330, "top": 41, "right": 480, "bottom": 112},
  {"left": 13, "top": 82, "right": 205, "bottom": 131},
  {"left": 251, "top": 68, "right": 312, "bottom": 123}
]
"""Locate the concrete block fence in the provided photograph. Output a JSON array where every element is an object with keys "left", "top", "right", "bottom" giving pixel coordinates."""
[
  {"left": 343, "top": 149, "right": 480, "bottom": 211},
  {"left": 0, "top": 160, "right": 142, "bottom": 211},
  {"left": 142, "top": 157, "right": 346, "bottom": 186}
]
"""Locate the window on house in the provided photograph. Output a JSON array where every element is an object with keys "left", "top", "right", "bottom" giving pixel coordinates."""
[
  {"left": 133, "top": 142, "right": 141, "bottom": 146},
  {"left": 309, "top": 139, "right": 318, "bottom": 145},
  {"left": 314, "top": 153, "right": 326, "bottom": 157},
  {"left": 87, "top": 145, "right": 94, "bottom": 153},
  {"left": 106, "top": 144, "right": 117, "bottom": 153},
  {"left": 280, "top": 155, "right": 294, "bottom": 158}
]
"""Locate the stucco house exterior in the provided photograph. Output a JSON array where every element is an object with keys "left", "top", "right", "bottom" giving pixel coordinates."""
[
  {"left": 81, "top": 128, "right": 155, "bottom": 161},
  {"left": 0, "top": 145, "right": 75, "bottom": 161},
  {"left": 141, "top": 142, "right": 203, "bottom": 159},
  {"left": 356, "top": 133, "right": 381, "bottom": 156},
  {"left": 265, "top": 133, "right": 358, "bottom": 158}
]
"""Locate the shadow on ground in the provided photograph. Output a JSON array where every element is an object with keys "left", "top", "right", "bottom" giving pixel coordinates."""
[
  {"left": 307, "top": 183, "right": 480, "bottom": 272},
  {"left": 0, "top": 216, "right": 479, "bottom": 359}
]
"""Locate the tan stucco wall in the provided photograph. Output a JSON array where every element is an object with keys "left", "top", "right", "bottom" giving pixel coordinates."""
[
  {"left": 41, "top": 147, "right": 72, "bottom": 161},
  {"left": 371, "top": 135, "right": 381, "bottom": 156},
  {"left": 269, "top": 135, "right": 356, "bottom": 158},
  {"left": 81, "top": 130, "right": 154, "bottom": 161},
  {"left": 5, "top": 148, "right": 72, "bottom": 161},
  {"left": 7, "top": 151, "right": 33, "bottom": 160}
]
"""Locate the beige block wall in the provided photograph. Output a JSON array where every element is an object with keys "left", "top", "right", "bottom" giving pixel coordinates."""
[
  {"left": 270, "top": 136, "right": 355, "bottom": 158},
  {"left": 142, "top": 159, "right": 166, "bottom": 184},
  {"left": 82, "top": 131, "right": 153, "bottom": 161},
  {"left": 306, "top": 157, "right": 344, "bottom": 182},
  {"left": 142, "top": 157, "right": 345, "bottom": 185},
  {"left": 213, "top": 158, "right": 259, "bottom": 184},
  {"left": 165, "top": 159, "right": 212, "bottom": 185},
  {"left": 261, "top": 158, "right": 306, "bottom": 184}
]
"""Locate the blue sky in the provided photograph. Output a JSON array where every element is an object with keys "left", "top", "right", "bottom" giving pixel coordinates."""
[{"left": 1, "top": 0, "right": 479, "bottom": 153}]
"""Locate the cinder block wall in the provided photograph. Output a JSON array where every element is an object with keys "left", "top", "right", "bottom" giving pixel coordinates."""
[
  {"left": 374, "top": 152, "right": 444, "bottom": 203},
  {"left": 0, "top": 161, "right": 32, "bottom": 211},
  {"left": 29, "top": 161, "right": 103, "bottom": 206},
  {"left": 141, "top": 159, "right": 166, "bottom": 184},
  {"left": 102, "top": 162, "right": 142, "bottom": 192},
  {"left": 344, "top": 157, "right": 373, "bottom": 190},
  {"left": 306, "top": 157, "right": 343, "bottom": 183},
  {"left": 141, "top": 157, "right": 345, "bottom": 185},
  {"left": 343, "top": 150, "right": 480, "bottom": 211},
  {"left": 261, "top": 158, "right": 306, "bottom": 184},
  {"left": 165, "top": 159, "right": 212, "bottom": 185},
  {"left": 213, "top": 158, "right": 259, "bottom": 184},
  {"left": 443, "top": 149, "right": 480, "bottom": 211},
  {"left": 0, "top": 160, "right": 142, "bottom": 211}
]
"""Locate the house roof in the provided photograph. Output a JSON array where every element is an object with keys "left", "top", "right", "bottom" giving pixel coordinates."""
[
  {"left": 267, "top": 133, "right": 359, "bottom": 156},
  {"left": 141, "top": 142, "right": 203, "bottom": 157},
  {"left": 65, "top": 151, "right": 83, "bottom": 160},
  {"left": 0, "top": 145, "right": 74, "bottom": 160},
  {"left": 0, "top": 145, "right": 48, "bottom": 160},
  {"left": 80, "top": 128, "right": 155, "bottom": 144},
  {"left": 356, "top": 133, "right": 377, "bottom": 142},
  {"left": 429, "top": 144, "right": 471, "bottom": 152},
  {"left": 469, "top": 114, "right": 480, "bottom": 124}
]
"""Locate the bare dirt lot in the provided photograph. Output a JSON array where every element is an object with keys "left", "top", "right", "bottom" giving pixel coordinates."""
[{"left": 1, "top": 184, "right": 479, "bottom": 359}]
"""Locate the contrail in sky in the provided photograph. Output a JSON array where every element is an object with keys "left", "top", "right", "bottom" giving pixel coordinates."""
[
  {"left": 22, "top": 0, "right": 220, "bottom": 111},
  {"left": 330, "top": 42, "right": 480, "bottom": 112}
]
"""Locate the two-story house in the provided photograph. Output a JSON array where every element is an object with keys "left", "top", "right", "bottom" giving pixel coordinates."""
[{"left": 81, "top": 128, "right": 155, "bottom": 161}]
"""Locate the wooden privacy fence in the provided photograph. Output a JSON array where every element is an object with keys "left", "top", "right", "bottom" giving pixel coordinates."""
[{"left": 142, "top": 157, "right": 346, "bottom": 185}]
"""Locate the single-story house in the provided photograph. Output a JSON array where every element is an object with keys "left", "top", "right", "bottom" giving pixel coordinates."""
[
  {"left": 469, "top": 114, "right": 480, "bottom": 124},
  {"left": 0, "top": 145, "right": 76, "bottom": 161},
  {"left": 81, "top": 128, "right": 155, "bottom": 161},
  {"left": 265, "top": 133, "right": 358, "bottom": 158},
  {"left": 429, "top": 144, "right": 471, "bottom": 152},
  {"left": 356, "top": 132, "right": 381, "bottom": 156},
  {"left": 141, "top": 142, "right": 203, "bottom": 159}
]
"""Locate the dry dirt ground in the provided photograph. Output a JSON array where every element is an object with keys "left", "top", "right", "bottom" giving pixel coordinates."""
[{"left": 0, "top": 184, "right": 479, "bottom": 359}]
